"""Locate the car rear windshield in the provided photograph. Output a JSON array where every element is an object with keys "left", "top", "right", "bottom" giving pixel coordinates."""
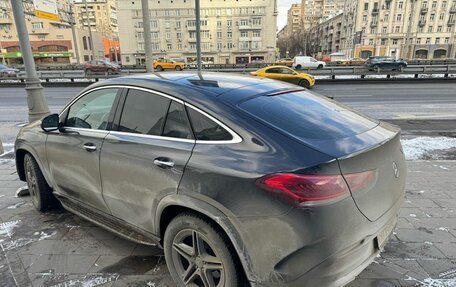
[{"left": 239, "top": 91, "right": 378, "bottom": 140}]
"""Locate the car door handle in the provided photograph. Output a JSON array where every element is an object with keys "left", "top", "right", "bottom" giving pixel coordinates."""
[
  {"left": 153, "top": 159, "right": 175, "bottom": 168},
  {"left": 83, "top": 143, "right": 97, "bottom": 152}
]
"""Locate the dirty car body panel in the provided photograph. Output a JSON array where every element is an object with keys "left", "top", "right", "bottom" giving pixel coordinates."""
[{"left": 15, "top": 72, "right": 406, "bottom": 287}]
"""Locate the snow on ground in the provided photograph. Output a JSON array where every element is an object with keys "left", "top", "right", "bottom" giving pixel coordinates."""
[{"left": 401, "top": 137, "right": 456, "bottom": 160}]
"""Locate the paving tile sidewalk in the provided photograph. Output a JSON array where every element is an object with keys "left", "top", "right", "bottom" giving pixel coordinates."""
[{"left": 0, "top": 159, "right": 455, "bottom": 287}]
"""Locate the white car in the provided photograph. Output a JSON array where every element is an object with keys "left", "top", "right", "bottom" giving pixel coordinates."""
[{"left": 292, "top": 56, "right": 326, "bottom": 69}]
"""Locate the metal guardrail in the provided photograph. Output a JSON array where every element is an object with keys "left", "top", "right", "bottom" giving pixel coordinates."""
[{"left": 3, "top": 64, "right": 456, "bottom": 83}]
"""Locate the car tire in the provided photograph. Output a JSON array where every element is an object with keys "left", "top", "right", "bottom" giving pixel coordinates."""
[
  {"left": 318, "top": 64, "right": 324, "bottom": 69},
  {"left": 24, "top": 154, "right": 59, "bottom": 212},
  {"left": 156, "top": 65, "right": 163, "bottom": 72},
  {"left": 175, "top": 66, "right": 182, "bottom": 71},
  {"left": 164, "top": 213, "right": 241, "bottom": 287},
  {"left": 299, "top": 79, "right": 311, "bottom": 88},
  {"left": 295, "top": 64, "right": 302, "bottom": 70}
]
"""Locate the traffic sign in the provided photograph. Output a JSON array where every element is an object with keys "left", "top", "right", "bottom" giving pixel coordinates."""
[{"left": 33, "top": 0, "right": 60, "bottom": 21}]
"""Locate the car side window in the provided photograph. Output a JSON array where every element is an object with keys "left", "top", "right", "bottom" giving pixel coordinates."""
[
  {"left": 118, "top": 89, "right": 170, "bottom": 135},
  {"left": 266, "top": 68, "right": 281, "bottom": 74},
  {"left": 280, "top": 68, "right": 294, "bottom": 74},
  {"left": 66, "top": 88, "right": 118, "bottom": 130},
  {"left": 162, "top": 101, "right": 193, "bottom": 139},
  {"left": 186, "top": 107, "right": 233, "bottom": 141}
]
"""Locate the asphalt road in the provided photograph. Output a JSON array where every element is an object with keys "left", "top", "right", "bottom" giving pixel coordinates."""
[{"left": 1, "top": 81, "right": 456, "bottom": 142}]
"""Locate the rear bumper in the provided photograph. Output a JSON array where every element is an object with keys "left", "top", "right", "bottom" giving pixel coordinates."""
[{"left": 243, "top": 193, "right": 404, "bottom": 287}]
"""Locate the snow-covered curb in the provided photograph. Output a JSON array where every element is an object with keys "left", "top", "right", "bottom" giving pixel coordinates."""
[{"left": 401, "top": 137, "right": 456, "bottom": 160}]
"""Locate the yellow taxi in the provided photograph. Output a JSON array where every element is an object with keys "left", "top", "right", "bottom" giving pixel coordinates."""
[
  {"left": 250, "top": 65, "right": 315, "bottom": 88},
  {"left": 153, "top": 59, "right": 185, "bottom": 71}
]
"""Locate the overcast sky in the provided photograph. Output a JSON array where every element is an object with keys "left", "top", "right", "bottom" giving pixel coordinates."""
[{"left": 278, "top": 0, "right": 299, "bottom": 31}]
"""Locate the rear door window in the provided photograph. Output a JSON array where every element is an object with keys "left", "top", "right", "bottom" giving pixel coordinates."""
[
  {"left": 239, "top": 91, "right": 378, "bottom": 140},
  {"left": 186, "top": 107, "right": 233, "bottom": 141},
  {"left": 119, "top": 89, "right": 170, "bottom": 135},
  {"left": 163, "top": 101, "right": 193, "bottom": 139}
]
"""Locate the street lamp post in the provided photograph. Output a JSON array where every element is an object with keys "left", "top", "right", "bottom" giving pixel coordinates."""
[
  {"left": 70, "top": 4, "right": 80, "bottom": 64},
  {"left": 195, "top": 0, "right": 202, "bottom": 71},
  {"left": 10, "top": 0, "right": 50, "bottom": 123},
  {"left": 141, "top": 0, "right": 154, "bottom": 73},
  {"left": 84, "top": 0, "right": 95, "bottom": 59}
]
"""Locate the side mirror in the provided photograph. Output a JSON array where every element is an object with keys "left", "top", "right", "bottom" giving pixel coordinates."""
[{"left": 41, "top": 113, "right": 60, "bottom": 132}]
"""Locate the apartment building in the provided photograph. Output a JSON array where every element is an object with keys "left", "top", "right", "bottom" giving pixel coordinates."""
[
  {"left": 73, "top": 0, "right": 120, "bottom": 61},
  {"left": 301, "top": 0, "right": 344, "bottom": 30},
  {"left": 117, "top": 0, "right": 278, "bottom": 65},
  {"left": 283, "top": 3, "right": 302, "bottom": 37},
  {"left": 0, "top": 0, "right": 104, "bottom": 65},
  {"left": 308, "top": 0, "right": 456, "bottom": 59}
]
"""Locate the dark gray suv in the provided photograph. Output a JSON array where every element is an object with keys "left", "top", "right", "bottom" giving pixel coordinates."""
[{"left": 15, "top": 73, "right": 406, "bottom": 287}]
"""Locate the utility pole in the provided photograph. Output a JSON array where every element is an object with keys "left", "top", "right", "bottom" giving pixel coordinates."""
[
  {"left": 10, "top": 0, "right": 50, "bottom": 122},
  {"left": 84, "top": 0, "right": 95, "bottom": 59},
  {"left": 70, "top": 4, "right": 80, "bottom": 64},
  {"left": 195, "top": 0, "right": 202, "bottom": 71},
  {"left": 141, "top": 0, "right": 154, "bottom": 72}
]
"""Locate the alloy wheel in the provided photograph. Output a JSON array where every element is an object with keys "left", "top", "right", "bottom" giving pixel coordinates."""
[
  {"left": 171, "top": 229, "right": 224, "bottom": 287},
  {"left": 25, "top": 159, "right": 39, "bottom": 207}
]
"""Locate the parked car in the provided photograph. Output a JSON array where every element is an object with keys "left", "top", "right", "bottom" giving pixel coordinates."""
[
  {"left": 292, "top": 56, "right": 326, "bottom": 69},
  {"left": 16, "top": 72, "right": 406, "bottom": 287},
  {"left": 341, "top": 57, "right": 366, "bottom": 66},
  {"left": 154, "top": 59, "right": 185, "bottom": 71},
  {"left": 185, "top": 60, "right": 212, "bottom": 69},
  {"left": 250, "top": 65, "right": 315, "bottom": 88},
  {"left": 274, "top": 58, "right": 294, "bottom": 67},
  {"left": 0, "top": 63, "right": 19, "bottom": 77},
  {"left": 366, "top": 56, "right": 408, "bottom": 71},
  {"left": 83, "top": 60, "right": 121, "bottom": 75}
]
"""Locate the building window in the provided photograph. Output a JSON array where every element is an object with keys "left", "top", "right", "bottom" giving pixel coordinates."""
[
  {"left": 251, "top": 41, "right": 261, "bottom": 50},
  {"left": 392, "top": 39, "right": 398, "bottom": 45},
  {"left": 239, "top": 41, "right": 249, "bottom": 50},
  {"left": 252, "top": 30, "right": 260, "bottom": 37},
  {"left": 227, "top": 20, "right": 232, "bottom": 27},
  {"left": 364, "top": 3, "right": 369, "bottom": 10},
  {"left": 240, "top": 19, "right": 249, "bottom": 26},
  {"left": 440, "top": 13, "right": 445, "bottom": 20},
  {"left": 177, "top": 32, "right": 182, "bottom": 39},
  {"left": 32, "top": 22, "right": 44, "bottom": 29},
  {"left": 189, "top": 31, "right": 196, "bottom": 39},
  {"left": 416, "top": 38, "right": 421, "bottom": 44},
  {"left": 398, "top": 2, "right": 403, "bottom": 8},
  {"left": 177, "top": 43, "right": 182, "bottom": 50},
  {"left": 430, "top": 14, "right": 435, "bottom": 21},
  {"left": 217, "top": 20, "right": 222, "bottom": 27},
  {"left": 382, "top": 27, "right": 387, "bottom": 33},
  {"left": 227, "top": 31, "right": 232, "bottom": 38},
  {"left": 370, "top": 28, "right": 375, "bottom": 34},
  {"left": 84, "top": 55, "right": 90, "bottom": 62},
  {"left": 151, "top": 32, "right": 159, "bottom": 39},
  {"left": 252, "top": 18, "right": 261, "bottom": 26},
  {"left": 240, "top": 31, "right": 248, "bottom": 37},
  {"left": 437, "top": 26, "right": 442, "bottom": 32},
  {"left": 381, "top": 39, "right": 386, "bottom": 45},
  {"left": 369, "top": 39, "right": 374, "bottom": 45},
  {"left": 395, "top": 26, "right": 400, "bottom": 32},
  {"left": 227, "top": 42, "right": 233, "bottom": 49},
  {"left": 217, "top": 42, "right": 222, "bottom": 50},
  {"left": 151, "top": 21, "right": 158, "bottom": 29},
  {"left": 435, "top": 38, "right": 440, "bottom": 44},
  {"left": 166, "top": 32, "right": 171, "bottom": 39},
  {"left": 137, "top": 21, "right": 143, "bottom": 28},
  {"left": 363, "top": 15, "right": 367, "bottom": 22},
  {"left": 176, "top": 21, "right": 181, "bottom": 29},
  {"left": 426, "top": 38, "right": 431, "bottom": 44},
  {"left": 202, "top": 31, "right": 210, "bottom": 39},
  {"left": 167, "top": 43, "right": 172, "bottom": 50},
  {"left": 396, "top": 14, "right": 402, "bottom": 21},
  {"left": 445, "top": 37, "right": 450, "bottom": 43},
  {"left": 428, "top": 26, "right": 433, "bottom": 32},
  {"left": 82, "top": 36, "right": 88, "bottom": 50},
  {"left": 138, "top": 42, "right": 145, "bottom": 50},
  {"left": 383, "top": 14, "right": 389, "bottom": 21},
  {"left": 432, "top": 1, "right": 437, "bottom": 8},
  {"left": 137, "top": 32, "right": 143, "bottom": 39},
  {"left": 419, "top": 26, "right": 424, "bottom": 32},
  {"left": 165, "top": 21, "right": 170, "bottom": 29},
  {"left": 217, "top": 31, "right": 222, "bottom": 39},
  {"left": 442, "top": 1, "right": 447, "bottom": 7}
]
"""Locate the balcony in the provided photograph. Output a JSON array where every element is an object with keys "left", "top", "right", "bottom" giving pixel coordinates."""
[
  {"left": 448, "top": 20, "right": 455, "bottom": 26},
  {"left": 370, "top": 21, "right": 378, "bottom": 27},
  {"left": 418, "top": 20, "right": 426, "bottom": 26},
  {"left": 372, "top": 8, "right": 379, "bottom": 14},
  {"left": 238, "top": 25, "right": 252, "bottom": 30},
  {"left": 420, "top": 7, "right": 428, "bottom": 13},
  {"left": 450, "top": 6, "right": 456, "bottom": 13}
]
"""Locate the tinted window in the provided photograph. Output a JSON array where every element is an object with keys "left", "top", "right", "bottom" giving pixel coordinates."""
[
  {"left": 187, "top": 108, "right": 233, "bottom": 141},
  {"left": 119, "top": 89, "right": 170, "bottom": 135},
  {"left": 66, "top": 88, "right": 118, "bottom": 130},
  {"left": 163, "top": 101, "right": 193, "bottom": 139},
  {"left": 239, "top": 91, "right": 378, "bottom": 140},
  {"left": 266, "top": 68, "right": 281, "bottom": 74}
]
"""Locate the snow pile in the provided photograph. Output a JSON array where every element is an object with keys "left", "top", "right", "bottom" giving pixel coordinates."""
[{"left": 401, "top": 137, "right": 456, "bottom": 160}]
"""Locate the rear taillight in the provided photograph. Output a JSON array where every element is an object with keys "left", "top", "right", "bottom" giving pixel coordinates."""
[
  {"left": 256, "top": 170, "right": 377, "bottom": 207},
  {"left": 256, "top": 173, "right": 350, "bottom": 207}
]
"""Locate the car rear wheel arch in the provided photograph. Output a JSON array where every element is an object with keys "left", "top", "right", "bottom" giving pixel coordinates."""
[{"left": 157, "top": 201, "right": 254, "bottom": 284}]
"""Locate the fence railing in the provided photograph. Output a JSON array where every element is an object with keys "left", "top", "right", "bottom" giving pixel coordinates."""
[{"left": 3, "top": 64, "right": 455, "bottom": 83}]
